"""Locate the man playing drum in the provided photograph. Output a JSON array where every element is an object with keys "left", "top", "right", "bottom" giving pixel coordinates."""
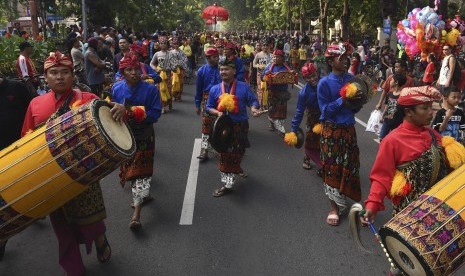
[
  {"left": 362, "top": 86, "right": 465, "bottom": 275},
  {"left": 206, "top": 58, "right": 260, "bottom": 197},
  {"left": 21, "top": 51, "right": 126, "bottom": 276}
]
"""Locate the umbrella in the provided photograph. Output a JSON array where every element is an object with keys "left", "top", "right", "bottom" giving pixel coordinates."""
[
  {"left": 205, "top": 19, "right": 214, "bottom": 25},
  {"left": 202, "top": 3, "right": 229, "bottom": 31}
]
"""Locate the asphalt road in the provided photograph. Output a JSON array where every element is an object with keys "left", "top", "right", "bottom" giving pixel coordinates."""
[{"left": 0, "top": 75, "right": 445, "bottom": 276}]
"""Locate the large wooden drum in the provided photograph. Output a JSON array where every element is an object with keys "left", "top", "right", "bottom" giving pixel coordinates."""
[
  {"left": 379, "top": 165, "right": 465, "bottom": 276},
  {"left": 0, "top": 100, "right": 135, "bottom": 240}
]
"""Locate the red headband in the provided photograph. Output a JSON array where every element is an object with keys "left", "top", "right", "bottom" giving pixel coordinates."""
[
  {"left": 130, "top": 44, "right": 144, "bottom": 56},
  {"left": 397, "top": 86, "right": 441, "bottom": 106},
  {"left": 301, "top": 63, "right": 317, "bottom": 78},
  {"left": 119, "top": 53, "right": 140, "bottom": 70},
  {"left": 44, "top": 51, "right": 73, "bottom": 73},
  {"left": 205, "top": 47, "right": 219, "bottom": 57}
]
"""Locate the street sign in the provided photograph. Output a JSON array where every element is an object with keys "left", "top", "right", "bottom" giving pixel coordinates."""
[{"left": 383, "top": 18, "right": 391, "bottom": 34}]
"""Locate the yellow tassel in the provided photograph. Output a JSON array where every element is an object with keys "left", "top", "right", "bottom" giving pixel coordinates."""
[
  {"left": 218, "top": 93, "right": 236, "bottom": 112},
  {"left": 442, "top": 136, "right": 465, "bottom": 169},
  {"left": 172, "top": 68, "right": 181, "bottom": 93},
  {"left": 390, "top": 170, "right": 408, "bottom": 197},
  {"left": 145, "top": 78, "right": 154, "bottom": 84},
  {"left": 284, "top": 132, "right": 298, "bottom": 146},
  {"left": 312, "top": 123, "right": 323, "bottom": 134},
  {"left": 71, "top": 100, "right": 83, "bottom": 110},
  {"left": 104, "top": 96, "right": 111, "bottom": 102},
  {"left": 345, "top": 83, "right": 359, "bottom": 99},
  {"left": 261, "top": 81, "right": 268, "bottom": 106}
]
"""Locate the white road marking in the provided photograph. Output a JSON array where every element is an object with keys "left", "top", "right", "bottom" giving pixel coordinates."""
[{"left": 179, "top": 138, "right": 201, "bottom": 225}]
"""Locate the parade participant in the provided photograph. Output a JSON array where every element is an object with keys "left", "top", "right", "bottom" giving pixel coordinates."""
[
  {"left": 224, "top": 41, "right": 245, "bottom": 82},
  {"left": 253, "top": 41, "right": 272, "bottom": 109},
  {"left": 290, "top": 44, "right": 300, "bottom": 71},
  {"left": 114, "top": 44, "right": 161, "bottom": 83},
  {"left": 375, "top": 59, "right": 414, "bottom": 110},
  {"left": 195, "top": 47, "right": 221, "bottom": 161},
  {"left": 261, "top": 49, "right": 292, "bottom": 135},
  {"left": 84, "top": 38, "right": 107, "bottom": 96},
  {"left": 0, "top": 77, "right": 34, "bottom": 260},
  {"left": 206, "top": 59, "right": 260, "bottom": 197},
  {"left": 114, "top": 37, "right": 130, "bottom": 72},
  {"left": 249, "top": 42, "right": 261, "bottom": 92},
  {"left": 166, "top": 37, "right": 188, "bottom": 101},
  {"left": 361, "top": 87, "right": 465, "bottom": 272},
  {"left": 215, "top": 38, "right": 226, "bottom": 63},
  {"left": 22, "top": 51, "right": 126, "bottom": 275},
  {"left": 112, "top": 53, "right": 162, "bottom": 229},
  {"left": 317, "top": 42, "right": 360, "bottom": 226},
  {"left": 240, "top": 38, "right": 254, "bottom": 83},
  {"left": 289, "top": 63, "right": 322, "bottom": 171},
  {"left": 150, "top": 36, "right": 172, "bottom": 113}
]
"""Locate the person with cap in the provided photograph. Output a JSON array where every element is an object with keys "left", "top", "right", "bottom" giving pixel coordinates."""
[
  {"left": 195, "top": 47, "right": 221, "bottom": 161},
  {"left": 150, "top": 36, "right": 172, "bottom": 113},
  {"left": 288, "top": 62, "right": 322, "bottom": 172},
  {"left": 261, "top": 49, "right": 293, "bottom": 135},
  {"left": 84, "top": 37, "right": 107, "bottom": 96},
  {"left": 215, "top": 38, "right": 226, "bottom": 63},
  {"left": 165, "top": 37, "right": 188, "bottom": 102},
  {"left": 317, "top": 42, "right": 361, "bottom": 226},
  {"left": 22, "top": 51, "right": 126, "bottom": 275},
  {"left": 114, "top": 44, "right": 161, "bottom": 84},
  {"left": 16, "top": 41, "right": 36, "bottom": 92},
  {"left": 206, "top": 58, "right": 260, "bottom": 197},
  {"left": 224, "top": 41, "right": 245, "bottom": 82},
  {"left": 361, "top": 86, "right": 465, "bottom": 275},
  {"left": 253, "top": 40, "right": 272, "bottom": 109},
  {"left": 112, "top": 53, "right": 162, "bottom": 229}
]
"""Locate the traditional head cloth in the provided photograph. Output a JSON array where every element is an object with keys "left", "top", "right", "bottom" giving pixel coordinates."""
[
  {"left": 224, "top": 41, "right": 237, "bottom": 50},
  {"left": 130, "top": 44, "right": 144, "bottom": 56},
  {"left": 325, "top": 42, "right": 353, "bottom": 58},
  {"left": 87, "top": 37, "right": 98, "bottom": 50},
  {"left": 44, "top": 51, "right": 73, "bottom": 73},
  {"left": 214, "top": 39, "right": 224, "bottom": 48},
  {"left": 119, "top": 52, "right": 140, "bottom": 70},
  {"left": 397, "top": 86, "right": 441, "bottom": 106},
  {"left": 273, "top": 49, "right": 284, "bottom": 56},
  {"left": 205, "top": 47, "right": 219, "bottom": 57},
  {"left": 159, "top": 36, "right": 168, "bottom": 44},
  {"left": 301, "top": 62, "right": 317, "bottom": 78},
  {"left": 219, "top": 58, "right": 236, "bottom": 68}
]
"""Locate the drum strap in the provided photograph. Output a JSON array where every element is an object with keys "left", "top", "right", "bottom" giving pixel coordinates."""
[{"left": 34, "top": 90, "right": 80, "bottom": 130}]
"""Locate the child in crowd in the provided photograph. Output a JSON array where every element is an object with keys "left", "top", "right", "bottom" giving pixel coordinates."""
[
  {"left": 422, "top": 53, "right": 436, "bottom": 85},
  {"left": 378, "top": 73, "right": 407, "bottom": 140},
  {"left": 432, "top": 87, "right": 465, "bottom": 143}
]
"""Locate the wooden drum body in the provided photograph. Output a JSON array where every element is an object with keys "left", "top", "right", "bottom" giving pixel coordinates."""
[
  {"left": 0, "top": 100, "right": 135, "bottom": 240},
  {"left": 264, "top": 71, "right": 298, "bottom": 85},
  {"left": 380, "top": 165, "right": 465, "bottom": 276}
]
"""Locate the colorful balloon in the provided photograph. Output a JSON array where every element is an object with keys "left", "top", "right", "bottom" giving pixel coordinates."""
[{"left": 446, "top": 28, "right": 460, "bottom": 46}]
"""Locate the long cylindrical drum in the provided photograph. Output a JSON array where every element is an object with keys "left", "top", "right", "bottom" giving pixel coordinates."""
[
  {"left": 0, "top": 100, "right": 136, "bottom": 240},
  {"left": 379, "top": 165, "right": 465, "bottom": 276}
]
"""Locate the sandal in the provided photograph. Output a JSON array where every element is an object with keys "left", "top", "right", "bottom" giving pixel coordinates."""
[
  {"left": 129, "top": 218, "right": 142, "bottom": 230},
  {"left": 95, "top": 235, "right": 111, "bottom": 263},
  {"left": 302, "top": 158, "right": 312, "bottom": 170},
  {"left": 326, "top": 210, "right": 339, "bottom": 226},
  {"left": 130, "top": 196, "right": 154, "bottom": 208},
  {"left": 239, "top": 171, "right": 248, "bottom": 178},
  {"left": 213, "top": 186, "right": 232, "bottom": 197}
]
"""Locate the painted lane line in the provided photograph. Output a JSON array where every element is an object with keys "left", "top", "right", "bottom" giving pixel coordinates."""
[{"left": 179, "top": 138, "right": 201, "bottom": 225}]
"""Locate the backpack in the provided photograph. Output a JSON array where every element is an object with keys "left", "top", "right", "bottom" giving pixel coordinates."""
[{"left": 447, "top": 56, "right": 462, "bottom": 84}]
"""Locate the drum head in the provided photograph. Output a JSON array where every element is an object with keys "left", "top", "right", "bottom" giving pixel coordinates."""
[
  {"left": 93, "top": 100, "right": 136, "bottom": 157},
  {"left": 210, "top": 115, "right": 234, "bottom": 153},
  {"left": 379, "top": 227, "right": 433, "bottom": 276}
]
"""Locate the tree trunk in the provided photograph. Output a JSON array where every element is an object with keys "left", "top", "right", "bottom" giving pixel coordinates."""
[
  {"left": 29, "top": 0, "right": 40, "bottom": 39},
  {"left": 320, "top": 0, "right": 330, "bottom": 47},
  {"left": 340, "top": 0, "right": 350, "bottom": 40},
  {"left": 438, "top": 0, "right": 448, "bottom": 19}
]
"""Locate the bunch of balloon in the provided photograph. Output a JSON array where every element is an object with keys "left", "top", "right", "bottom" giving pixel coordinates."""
[
  {"left": 396, "top": 6, "right": 445, "bottom": 60},
  {"left": 444, "top": 15, "right": 465, "bottom": 55}
]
